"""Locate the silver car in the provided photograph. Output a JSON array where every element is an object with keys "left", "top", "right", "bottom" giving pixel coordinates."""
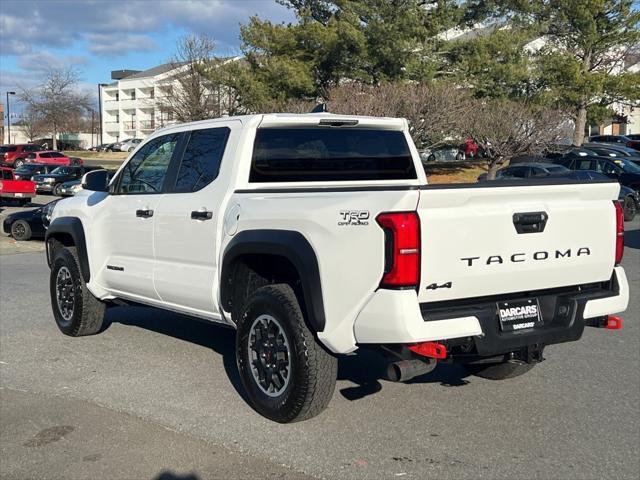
[{"left": 115, "top": 138, "right": 143, "bottom": 152}]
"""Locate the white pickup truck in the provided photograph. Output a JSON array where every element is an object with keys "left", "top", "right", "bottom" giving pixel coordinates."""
[{"left": 46, "top": 114, "right": 629, "bottom": 423}]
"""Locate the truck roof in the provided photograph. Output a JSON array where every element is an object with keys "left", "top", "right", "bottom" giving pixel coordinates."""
[{"left": 155, "top": 113, "right": 407, "bottom": 134}]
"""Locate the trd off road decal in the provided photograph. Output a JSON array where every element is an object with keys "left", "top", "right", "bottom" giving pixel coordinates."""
[{"left": 338, "top": 210, "right": 370, "bottom": 226}]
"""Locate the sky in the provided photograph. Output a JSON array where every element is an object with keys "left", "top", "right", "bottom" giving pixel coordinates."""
[{"left": 0, "top": 0, "right": 296, "bottom": 116}]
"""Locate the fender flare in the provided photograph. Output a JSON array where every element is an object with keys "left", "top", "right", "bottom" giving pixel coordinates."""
[
  {"left": 221, "top": 229, "right": 326, "bottom": 332},
  {"left": 45, "top": 217, "right": 91, "bottom": 283}
]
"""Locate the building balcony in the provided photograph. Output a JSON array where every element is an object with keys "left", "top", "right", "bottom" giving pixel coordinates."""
[
  {"left": 105, "top": 122, "right": 120, "bottom": 131},
  {"left": 123, "top": 121, "right": 136, "bottom": 131},
  {"left": 139, "top": 120, "right": 155, "bottom": 130}
]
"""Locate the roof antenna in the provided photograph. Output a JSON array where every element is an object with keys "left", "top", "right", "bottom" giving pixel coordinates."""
[{"left": 310, "top": 102, "right": 328, "bottom": 113}]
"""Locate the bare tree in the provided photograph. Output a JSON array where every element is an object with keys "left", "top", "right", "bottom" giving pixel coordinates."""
[
  {"left": 326, "top": 82, "right": 472, "bottom": 149},
  {"left": 19, "top": 67, "right": 91, "bottom": 150},
  {"left": 160, "top": 34, "right": 221, "bottom": 122},
  {"left": 464, "top": 99, "right": 571, "bottom": 179},
  {"left": 13, "top": 107, "right": 47, "bottom": 142}
]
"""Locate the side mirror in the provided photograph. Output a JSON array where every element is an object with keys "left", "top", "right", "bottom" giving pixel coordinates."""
[{"left": 82, "top": 169, "right": 109, "bottom": 192}]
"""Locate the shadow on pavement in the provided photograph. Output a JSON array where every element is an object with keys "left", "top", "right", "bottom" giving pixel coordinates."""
[
  {"left": 105, "top": 306, "right": 471, "bottom": 406},
  {"left": 624, "top": 228, "right": 639, "bottom": 249},
  {"left": 154, "top": 472, "right": 199, "bottom": 480}
]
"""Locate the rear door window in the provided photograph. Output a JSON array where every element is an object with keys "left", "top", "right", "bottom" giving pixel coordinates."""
[
  {"left": 250, "top": 128, "right": 416, "bottom": 182},
  {"left": 173, "top": 127, "right": 230, "bottom": 192}
]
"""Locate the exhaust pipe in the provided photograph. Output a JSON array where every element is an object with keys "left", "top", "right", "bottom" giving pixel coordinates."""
[{"left": 386, "top": 359, "right": 436, "bottom": 383}]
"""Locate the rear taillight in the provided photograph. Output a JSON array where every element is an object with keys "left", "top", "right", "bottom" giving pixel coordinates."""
[
  {"left": 376, "top": 212, "right": 420, "bottom": 288},
  {"left": 614, "top": 201, "right": 624, "bottom": 264}
]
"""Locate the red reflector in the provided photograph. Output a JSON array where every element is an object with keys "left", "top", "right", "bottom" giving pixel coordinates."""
[
  {"left": 606, "top": 315, "right": 623, "bottom": 330},
  {"left": 376, "top": 212, "right": 420, "bottom": 288},
  {"left": 408, "top": 342, "right": 447, "bottom": 359},
  {"left": 614, "top": 201, "right": 624, "bottom": 264}
]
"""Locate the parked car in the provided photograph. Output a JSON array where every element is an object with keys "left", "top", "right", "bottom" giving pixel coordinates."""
[
  {"left": 582, "top": 143, "right": 640, "bottom": 164},
  {"left": 23, "top": 151, "right": 81, "bottom": 167},
  {"left": 103, "top": 143, "right": 117, "bottom": 152},
  {"left": 32, "top": 166, "right": 99, "bottom": 195},
  {"left": 13, "top": 164, "right": 61, "bottom": 181},
  {"left": 56, "top": 171, "right": 115, "bottom": 197},
  {"left": 88, "top": 144, "right": 110, "bottom": 152},
  {"left": 2, "top": 199, "right": 59, "bottom": 241},
  {"left": 0, "top": 167, "right": 36, "bottom": 206},
  {"left": 477, "top": 162, "right": 570, "bottom": 181},
  {"left": 45, "top": 114, "right": 628, "bottom": 423},
  {"left": 551, "top": 156, "right": 640, "bottom": 191},
  {"left": 627, "top": 134, "right": 640, "bottom": 141},
  {"left": 420, "top": 143, "right": 465, "bottom": 162},
  {"left": 0, "top": 144, "right": 42, "bottom": 167},
  {"left": 113, "top": 138, "right": 143, "bottom": 152},
  {"left": 565, "top": 170, "right": 639, "bottom": 221},
  {"left": 588, "top": 134, "right": 640, "bottom": 151}
]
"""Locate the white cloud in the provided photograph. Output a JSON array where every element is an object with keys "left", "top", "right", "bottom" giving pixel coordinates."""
[
  {"left": 87, "top": 33, "right": 157, "bottom": 56},
  {"left": 0, "top": 0, "right": 295, "bottom": 56}
]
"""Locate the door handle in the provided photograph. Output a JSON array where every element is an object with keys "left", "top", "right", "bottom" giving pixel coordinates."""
[
  {"left": 136, "top": 209, "right": 154, "bottom": 218},
  {"left": 191, "top": 210, "right": 213, "bottom": 220}
]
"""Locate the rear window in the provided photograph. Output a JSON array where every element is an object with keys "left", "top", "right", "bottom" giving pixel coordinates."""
[{"left": 250, "top": 128, "right": 417, "bottom": 182}]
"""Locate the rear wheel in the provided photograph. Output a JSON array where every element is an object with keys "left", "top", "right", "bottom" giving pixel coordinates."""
[
  {"left": 236, "top": 284, "right": 337, "bottom": 423},
  {"left": 53, "top": 183, "right": 63, "bottom": 196},
  {"left": 11, "top": 220, "right": 31, "bottom": 241},
  {"left": 50, "top": 244, "right": 106, "bottom": 336},
  {"left": 466, "top": 361, "right": 535, "bottom": 380},
  {"left": 14, "top": 158, "right": 25, "bottom": 168},
  {"left": 623, "top": 196, "right": 637, "bottom": 221}
]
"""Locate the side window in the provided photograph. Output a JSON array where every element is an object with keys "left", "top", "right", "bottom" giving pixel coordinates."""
[
  {"left": 116, "top": 133, "right": 179, "bottom": 194},
  {"left": 531, "top": 167, "right": 547, "bottom": 177},
  {"left": 600, "top": 161, "right": 620, "bottom": 175},
  {"left": 576, "top": 160, "right": 593, "bottom": 170},
  {"left": 27, "top": 153, "right": 36, "bottom": 159},
  {"left": 174, "top": 127, "right": 230, "bottom": 192}
]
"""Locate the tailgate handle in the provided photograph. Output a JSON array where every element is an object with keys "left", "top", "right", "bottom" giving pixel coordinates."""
[{"left": 513, "top": 212, "right": 547, "bottom": 234}]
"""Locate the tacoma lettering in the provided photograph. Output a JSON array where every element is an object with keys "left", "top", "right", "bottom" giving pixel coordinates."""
[{"left": 461, "top": 248, "right": 591, "bottom": 267}]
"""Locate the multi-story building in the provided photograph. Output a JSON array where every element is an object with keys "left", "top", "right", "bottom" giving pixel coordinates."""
[{"left": 99, "top": 63, "right": 186, "bottom": 144}]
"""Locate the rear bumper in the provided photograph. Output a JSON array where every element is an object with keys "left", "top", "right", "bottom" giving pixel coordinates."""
[
  {"left": 0, "top": 192, "right": 35, "bottom": 199},
  {"left": 353, "top": 267, "right": 628, "bottom": 357}
]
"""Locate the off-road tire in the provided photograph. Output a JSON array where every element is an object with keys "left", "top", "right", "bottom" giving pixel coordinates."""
[
  {"left": 10, "top": 220, "right": 31, "bottom": 241},
  {"left": 466, "top": 361, "right": 535, "bottom": 380},
  {"left": 623, "top": 196, "right": 637, "bottom": 222},
  {"left": 50, "top": 244, "right": 106, "bottom": 336},
  {"left": 236, "top": 284, "right": 337, "bottom": 423}
]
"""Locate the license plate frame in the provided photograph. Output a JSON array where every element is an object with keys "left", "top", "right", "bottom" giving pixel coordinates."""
[
  {"left": 15, "top": 193, "right": 23, "bottom": 197},
  {"left": 497, "top": 298, "right": 542, "bottom": 332}
]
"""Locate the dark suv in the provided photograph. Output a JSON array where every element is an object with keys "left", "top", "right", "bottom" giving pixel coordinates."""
[{"left": 552, "top": 156, "right": 640, "bottom": 190}]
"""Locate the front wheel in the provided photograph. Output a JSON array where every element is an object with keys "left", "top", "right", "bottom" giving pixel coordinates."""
[
  {"left": 14, "top": 159, "right": 25, "bottom": 168},
  {"left": 11, "top": 220, "right": 31, "bottom": 241},
  {"left": 466, "top": 361, "right": 535, "bottom": 380},
  {"left": 50, "top": 244, "right": 106, "bottom": 336},
  {"left": 53, "top": 183, "right": 63, "bottom": 196},
  {"left": 236, "top": 284, "right": 337, "bottom": 423}
]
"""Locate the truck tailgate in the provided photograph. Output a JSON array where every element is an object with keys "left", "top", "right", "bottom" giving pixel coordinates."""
[
  {"left": 0, "top": 180, "right": 36, "bottom": 195},
  {"left": 417, "top": 181, "right": 620, "bottom": 303}
]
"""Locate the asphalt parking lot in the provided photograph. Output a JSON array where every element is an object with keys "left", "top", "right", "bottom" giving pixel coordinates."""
[{"left": 0, "top": 205, "right": 638, "bottom": 479}]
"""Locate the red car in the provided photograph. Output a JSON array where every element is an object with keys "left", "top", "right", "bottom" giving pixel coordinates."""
[
  {"left": 23, "top": 151, "right": 82, "bottom": 167},
  {"left": 0, "top": 167, "right": 36, "bottom": 206},
  {"left": 0, "top": 144, "right": 42, "bottom": 167}
]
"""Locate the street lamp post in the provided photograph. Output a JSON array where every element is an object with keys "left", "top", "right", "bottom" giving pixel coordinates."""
[
  {"left": 98, "top": 83, "right": 108, "bottom": 145},
  {"left": 6, "top": 91, "right": 15, "bottom": 143}
]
